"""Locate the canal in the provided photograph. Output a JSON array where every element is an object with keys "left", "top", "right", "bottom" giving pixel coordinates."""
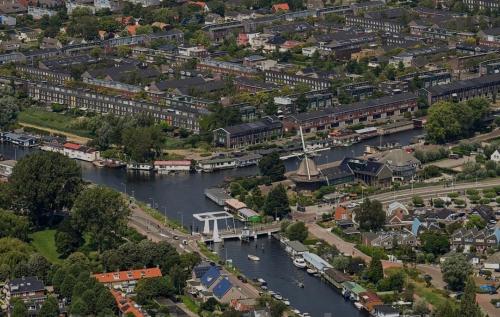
[{"left": 0, "top": 128, "right": 422, "bottom": 317}]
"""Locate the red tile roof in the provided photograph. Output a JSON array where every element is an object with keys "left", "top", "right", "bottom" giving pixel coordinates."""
[
  {"left": 111, "top": 289, "right": 145, "bottom": 317},
  {"left": 63, "top": 143, "right": 82, "bottom": 150},
  {"left": 272, "top": 3, "right": 290, "bottom": 12},
  {"left": 93, "top": 268, "right": 162, "bottom": 284}
]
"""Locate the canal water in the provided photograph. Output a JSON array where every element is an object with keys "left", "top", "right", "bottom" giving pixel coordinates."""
[{"left": 0, "top": 128, "right": 422, "bottom": 317}]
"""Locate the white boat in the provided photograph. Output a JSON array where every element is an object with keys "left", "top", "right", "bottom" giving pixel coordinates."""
[
  {"left": 273, "top": 294, "right": 283, "bottom": 300},
  {"left": 293, "top": 257, "right": 307, "bottom": 269},
  {"left": 306, "top": 268, "right": 318, "bottom": 274},
  {"left": 292, "top": 309, "right": 301, "bottom": 315},
  {"left": 260, "top": 285, "right": 268, "bottom": 291},
  {"left": 257, "top": 278, "right": 267, "bottom": 285},
  {"left": 283, "top": 300, "right": 290, "bottom": 306},
  {"left": 248, "top": 254, "right": 260, "bottom": 261},
  {"left": 354, "top": 302, "right": 363, "bottom": 310}
]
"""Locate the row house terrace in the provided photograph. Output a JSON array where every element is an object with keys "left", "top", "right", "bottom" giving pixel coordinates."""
[
  {"left": 265, "top": 70, "right": 331, "bottom": 90},
  {"left": 197, "top": 59, "right": 258, "bottom": 78},
  {"left": 283, "top": 92, "right": 418, "bottom": 133},
  {"left": 26, "top": 81, "right": 208, "bottom": 133},
  {"left": 451, "top": 226, "right": 500, "bottom": 253},
  {"left": 15, "top": 65, "right": 72, "bottom": 85}
]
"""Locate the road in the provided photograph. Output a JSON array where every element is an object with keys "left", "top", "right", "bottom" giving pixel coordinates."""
[{"left": 361, "top": 178, "right": 500, "bottom": 205}]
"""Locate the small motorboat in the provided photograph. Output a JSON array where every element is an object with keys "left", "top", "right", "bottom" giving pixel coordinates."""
[
  {"left": 306, "top": 268, "right": 317, "bottom": 274},
  {"left": 292, "top": 309, "right": 301, "bottom": 315},
  {"left": 283, "top": 300, "right": 290, "bottom": 306},
  {"left": 273, "top": 294, "right": 283, "bottom": 300},
  {"left": 260, "top": 285, "right": 268, "bottom": 291},
  {"left": 248, "top": 254, "right": 260, "bottom": 261},
  {"left": 354, "top": 302, "right": 363, "bottom": 310},
  {"left": 293, "top": 257, "right": 307, "bottom": 269},
  {"left": 268, "top": 291, "right": 276, "bottom": 296},
  {"left": 257, "top": 278, "right": 266, "bottom": 285}
]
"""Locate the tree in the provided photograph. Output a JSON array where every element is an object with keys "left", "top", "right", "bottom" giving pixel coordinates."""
[
  {"left": 39, "top": 296, "right": 59, "bottom": 317},
  {"left": 122, "top": 126, "right": 164, "bottom": 162},
  {"left": 426, "top": 98, "right": 490, "bottom": 144},
  {"left": 366, "top": 255, "right": 384, "bottom": 284},
  {"left": 296, "top": 93, "right": 308, "bottom": 113},
  {"left": 441, "top": 253, "right": 472, "bottom": 291},
  {"left": 135, "top": 276, "right": 173, "bottom": 305},
  {"left": 117, "top": 45, "right": 132, "bottom": 57},
  {"left": 0, "top": 209, "right": 29, "bottom": 240},
  {"left": 332, "top": 255, "right": 349, "bottom": 272},
  {"left": 466, "top": 215, "right": 486, "bottom": 229},
  {"left": 0, "top": 96, "right": 20, "bottom": 131},
  {"left": 9, "top": 152, "right": 82, "bottom": 226},
  {"left": 269, "top": 300, "right": 287, "bottom": 317},
  {"left": 27, "top": 253, "right": 51, "bottom": 283},
  {"left": 424, "top": 274, "right": 432, "bottom": 287},
  {"left": 460, "top": 275, "right": 483, "bottom": 317},
  {"left": 11, "top": 298, "right": 27, "bottom": 317},
  {"left": 433, "top": 300, "right": 455, "bottom": 317},
  {"left": 413, "top": 298, "right": 430, "bottom": 315},
  {"left": 95, "top": 288, "right": 116, "bottom": 314},
  {"left": 71, "top": 186, "right": 129, "bottom": 252},
  {"left": 355, "top": 199, "right": 386, "bottom": 231},
  {"left": 420, "top": 232, "right": 450, "bottom": 255},
  {"left": 285, "top": 221, "right": 308, "bottom": 242},
  {"left": 263, "top": 185, "right": 290, "bottom": 219},
  {"left": 433, "top": 198, "right": 445, "bottom": 208},
  {"left": 55, "top": 217, "right": 84, "bottom": 257},
  {"left": 258, "top": 152, "right": 285, "bottom": 182},
  {"left": 412, "top": 195, "right": 424, "bottom": 207},
  {"left": 70, "top": 297, "right": 88, "bottom": 316}
]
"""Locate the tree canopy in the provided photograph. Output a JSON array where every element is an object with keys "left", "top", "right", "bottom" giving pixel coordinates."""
[
  {"left": 71, "top": 186, "right": 129, "bottom": 252},
  {"left": 258, "top": 152, "right": 285, "bottom": 182},
  {"left": 441, "top": 253, "right": 472, "bottom": 291},
  {"left": 9, "top": 152, "right": 82, "bottom": 226},
  {"left": 285, "top": 221, "right": 308, "bottom": 242},
  {"left": 354, "top": 199, "right": 386, "bottom": 231},
  {"left": 426, "top": 98, "right": 490, "bottom": 144},
  {"left": 263, "top": 185, "right": 290, "bottom": 219}
]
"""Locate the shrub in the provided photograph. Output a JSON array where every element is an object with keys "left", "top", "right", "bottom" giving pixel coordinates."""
[{"left": 447, "top": 192, "right": 459, "bottom": 198}]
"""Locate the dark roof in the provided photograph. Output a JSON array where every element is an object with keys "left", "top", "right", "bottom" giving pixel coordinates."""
[
  {"left": 8, "top": 276, "right": 45, "bottom": 294},
  {"left": 482, "top": 27, "right": 500, "bottom": 36},
  {"left": 341, "top": 157, "right": 386, "bottom": 176},
  {"left": 324, "top": 268, "right": 351, "bottom": 283},
  {"left": 152, "top": 77, "right": 206, "bottom": 91},
  {"left": 218, "top": 116, "right": 282, "bottom": 137},
  {"left": 193, "top": 262, "right": 214, "bottom": 278},
  {"left": 213, "top": 277, "right": 232, "bottom": 299},
  {"left": 200, "top": 266, "right": 220, "bottom": 288},
  {"left": 322, "top": 164, "right": 354, "bottom": 180},
  {"left": 426, "top": 73, "right": 500, "bottom": 96},
  {"left": 472, "top": 205, "right": 495, "bottom": 222},
  {"left": 288, "top": 92, "right": 417, "bottom": 122}
]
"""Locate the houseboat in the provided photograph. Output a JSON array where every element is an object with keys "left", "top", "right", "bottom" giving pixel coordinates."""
[
  {"left": 196, "top": 157, "right": 236, "bottom": 172},
  {"left": 154, "top": 160, "right": 191, "bottom": 174},
  {"left": 126, "top": 163, "right": 154, "bottom": 171},
  {"left": 1, "top": 132, "right": 37, "bottom": 147},
  {"left": 234, "top": 153, "right": 262, "bottom": 167},
  {"left": 41, "top": 141, "right": 100, "bottom": 162}
]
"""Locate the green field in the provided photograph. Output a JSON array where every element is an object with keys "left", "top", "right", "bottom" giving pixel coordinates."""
[
  {"left": 18, "top": 108, "right": 93, "bottom": 138},
  {"left": 29, "top": 230, "right": 62, "bottom": 264}
]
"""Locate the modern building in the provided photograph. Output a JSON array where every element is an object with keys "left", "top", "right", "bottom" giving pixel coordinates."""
[
  {"left": 265, "top": 70, "right": 332, "bottom": 90},
  {"left": 422, "top": 73, "right": 500, "bottom": 104},
  {"left": 283, "top": 93, "right": 418, "bottom": 133},
  {"left": 463, "top": 0, "right": 499, "bottom": 12},
  {"left": 27, "top": 6, "right": 57, "bottom": 19},
  {"left": 213, "top": 116, "right": 283, "bottom": 148}
]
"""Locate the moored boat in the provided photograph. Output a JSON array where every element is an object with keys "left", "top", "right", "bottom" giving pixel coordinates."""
[
  {"left": 306, "top": 268, "right": 317, "bottom": 274},
  {"left": 293, "top": 257, "right": 307, "bottom": 269},
  {"left": 248, "top": 254, "right": 260, "bottom": 261}
]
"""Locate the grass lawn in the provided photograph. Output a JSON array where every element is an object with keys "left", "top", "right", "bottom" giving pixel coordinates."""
[
  {"left": 414, "top": 281, "right": 456, "bottom": 309},
  {"left": 29, "top": 229, "right": 62, "bottom": 264},
  {"left": 18, "top": 108, "right": 93, "bottom": 138},
  {"left": 180, "top": 295, "right": 199, "bottom": 313}
]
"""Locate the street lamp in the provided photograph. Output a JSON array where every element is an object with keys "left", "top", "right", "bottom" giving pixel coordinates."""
[
  {"left": 121, "top": 182, "right": 127, "bottom": 195},
  {"left": 178, "top": 211, "right": 184, "bottom": 228}
]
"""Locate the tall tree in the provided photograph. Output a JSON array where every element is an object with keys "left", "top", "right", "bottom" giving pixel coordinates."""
[
  {"left": 460, "top": 275, "right": 483, "bottom": 317},
  {"left": 285, "top": 221, "right": 308, "bottom": 242},
  {"left": 0, "top": 96, "right": 20, "bottom": 131},
  {"left": 38, "top": 296, "right": 59, "bottom": 317},
  {"left": 355, "top": 199, "right": 386, "bottom": 231},
  {"left": 258, "top": 152, "right": 285, "bottom": 182},
  {"left": 441, "top": 253, "right": 472, "bottom": 291},
  {"left": 11, "top": 298, "right": 27, "bottom": 317},
  {"left": 263, "top": 185, "right": 290, "bottom": 219},
  {"left": 9, "top": 152, "right": 82, "bottom": 226},
  {"left": 71, "top": 186, "right": 129, "bottom": 252},
  {"left": 366, "top": 255, "right": 384, "bottom": 284}
]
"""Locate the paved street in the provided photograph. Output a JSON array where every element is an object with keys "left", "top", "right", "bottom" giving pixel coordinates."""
[{"left": 362, "top": 178, "right": 500, "bottom": 205}]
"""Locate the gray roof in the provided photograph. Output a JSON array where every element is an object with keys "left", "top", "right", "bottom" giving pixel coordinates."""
[
  {"left": 287, "top": 240, "right": 308, "bottom": 252},
  {"left": 426, "top": 73, "right": 500, "bottom": 96},
  {"left": 288, "top": 92, "right": 417, "bottom": 122},
  {"left": 9, "top": 276, "right": 45, "bottom": 294}
]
